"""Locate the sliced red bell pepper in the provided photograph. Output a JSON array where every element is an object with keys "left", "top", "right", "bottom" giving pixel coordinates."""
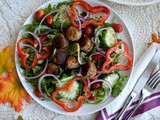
[
  {"left": 17, "top": 38, "right": 38, "bottom": 69},
  {"left": 38, "top": 35, "right": 51, "bottom": 60},
  {"left": 102, "top": 41, "right": 133, "bottom": 73},
  {"left": 38, "top": 46, "right": 51, "bottom": 60},
  {"left": 52, "top": 76, "right": 91, "bottom": 112},
  {"left": 71, "top": 1, "right": 110, "bottom": 28}
]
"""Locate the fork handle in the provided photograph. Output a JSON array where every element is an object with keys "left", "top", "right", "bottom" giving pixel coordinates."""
[
  {"left": 114, "top": 92, "right": 137, "bottom": 120},
  {"left": 125, "top": 96, "right": 145, "bottom": 120}
]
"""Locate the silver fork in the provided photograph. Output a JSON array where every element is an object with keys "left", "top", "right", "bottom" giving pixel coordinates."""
[{"left": 125, "top": 64, "right": 160, "bottom": 120}]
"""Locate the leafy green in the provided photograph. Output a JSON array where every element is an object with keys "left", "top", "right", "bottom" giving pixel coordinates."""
[
  {"left": 22, "top": 19, "right": 40, "bottom": 32},
  {"left": 32, "top": 66, "right": 42, "bottom": 75},
  {"left": 41, "top": 77, "right": 56, "bottom": 97},
  {"left": 112, "top": 54, "right": 122, "bottom": 65},
  {"left": 53, "top": 19, "right": 61, "bottom": 28},
  {"left": 43, "top": 39, "right": 53, "bottom": 46},
  {"left": 23, "top": 69, "right": 33, "bottom": 77},
  {"left": 89, "top": 87, "right": 108, "bottom": 104},
  {"left": 43, "top": 4, "right": 53, "bottom": 14},
  {"left": 17, "top": 115, "right": 23, "bottom": 120},
  {"left": 27, "top": 79, "right": 38, "bottom": 88},
  {"left": 47, "top": 34, "right": 56, "bottom": 39},
  {"left": 112, "top": 76, "right": 128, "bottom": 97},
  {"left": 60, "top": 71, "right": 76, "bottom": 82},
  {"left": 55, "top": 1, "right": 73, "bottom": 9}
]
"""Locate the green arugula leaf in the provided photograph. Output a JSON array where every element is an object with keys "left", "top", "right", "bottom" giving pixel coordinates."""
[
  {"left": 112, "top": 76, "right": 128, "bottom": 97},
  {"left": 17, "top": 115, "right": 23, "bottom": 120},
  {"left": 44, "top": 4, "right": 52, "bottom": 14}
]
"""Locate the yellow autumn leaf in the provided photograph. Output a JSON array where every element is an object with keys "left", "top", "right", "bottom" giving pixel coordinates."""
[
  {"left": 0, "top": 70, "right": 31, "bottom": 112},
  {"left": 0, "top": 46, "right": 14, "bottom": 75}
]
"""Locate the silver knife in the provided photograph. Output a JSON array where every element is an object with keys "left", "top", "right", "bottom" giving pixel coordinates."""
[{"left": 114, "top": 50, "right": 160, "bottom": 120}]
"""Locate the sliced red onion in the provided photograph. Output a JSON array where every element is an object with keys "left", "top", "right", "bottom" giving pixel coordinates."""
[
  {"left": 84, "top": 12, "right": 90, "bottom": 20},
  {"left": 61, "top": 18, "right": 70, "bottom": 32},
  {"left": 75, "top": 16, "right": 86, "bottom": 23},
  {"left": 22, "top": 31, "right": 42, "bottom": 53},
  {"left": 65, "top": 9, "right": 82, "bottom": 30},
  {"left": 87, "top": 78, "right": 91, "bottom": 86},
  {"left": 89, "top": 79, "right": 112, "bottom": 101},
  {"left": 24, "top": 59, "right": 48, "bottom": 80},
  {"left": 94, "top": 28, "right": 112, "bottom": 56},
  {"left": 75, "top": 12, "right": 91, "bottom": 23},
  {"left": 34, "top": 25, "right": 51, "bottom": 35},
  {"left": 38, "top": 74, "right": 62, "bottom": 97}
]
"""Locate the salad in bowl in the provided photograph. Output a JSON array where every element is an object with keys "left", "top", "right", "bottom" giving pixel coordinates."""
[{"left": 16, "top": 0, "right": 133, "bottom": 113}]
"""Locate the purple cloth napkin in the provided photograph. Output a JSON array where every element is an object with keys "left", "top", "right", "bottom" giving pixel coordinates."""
[{"left": 96, "top": 91, "right": 160, "bottom": 120}]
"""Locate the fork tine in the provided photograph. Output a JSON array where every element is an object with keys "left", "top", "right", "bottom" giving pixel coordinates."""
[
  {"left": 147, "top": 69, "right": 160, "bottom": 85},
  {"left": 152, "top": 78, "right": 160, "bottom": 89},
  {"left": 149, "top": 73, "right": 160, "bottom": 87},
  {"left": 150, "top": 74, "right": 160, "bottom": 88}
]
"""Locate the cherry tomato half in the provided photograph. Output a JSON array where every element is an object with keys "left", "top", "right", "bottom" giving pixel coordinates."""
[
  {"left": 92, "top": 54, "right": 103, "bottom": 61},
  {"left": 34, "top": 88, "right": 43, "bottom": 98},
  {"left": 83, "top": 25, "right": 94, "bottom": 37},
  {"left": 91, "top": 82, "right": 102, "bottom": 90},
  {"left": 35, "top": 9, "right": 45, "bottom": 19},
  {"left": 111, "top": 23, "right": 123, "bottom": 33},
  {"left": 46, "top": 15, "right": 54, "bottom": 25}
]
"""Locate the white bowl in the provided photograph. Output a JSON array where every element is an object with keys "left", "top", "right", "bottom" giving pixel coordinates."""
[{"left": 15, "top": 0, "right": 134, "bottom": 116}]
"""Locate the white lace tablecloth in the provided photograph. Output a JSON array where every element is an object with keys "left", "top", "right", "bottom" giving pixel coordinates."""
[{"left": 0, "top": 0, "right": 159, "bottom": 120}]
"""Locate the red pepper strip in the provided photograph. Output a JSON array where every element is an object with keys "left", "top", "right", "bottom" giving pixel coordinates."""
[
  {"left": 38, "top": 46, "right": 51, "bottom": 60},
  {"left": 40, "top": 35, "right": 47, "bottom": 42},
  {"left": 17, "top": 38, "right": 38, "bottom": 69},
  {"left": 102, "top": 41, "right": 133, "bottom": 73},
  {"left": 38, "top": 35, "right": 51, "bottom": 60},
  {"left": 52, "top": 76, "right": 91, "bottom": 112},
  {"left": 71, "top": 1, "right": 110, "bottom": 28}
]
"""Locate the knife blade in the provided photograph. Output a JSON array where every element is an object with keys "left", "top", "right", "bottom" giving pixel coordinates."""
[
  {"left": 132, "top": 50, "right": 160, "bottom": 95},
  {"left": 115, "top": 50, "right": 160, "bottom": 120}
]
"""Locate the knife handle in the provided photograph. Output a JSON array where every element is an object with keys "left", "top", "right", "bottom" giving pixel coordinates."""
[{"left": 114, "top": 92, "right": 137, "bottom": 120}]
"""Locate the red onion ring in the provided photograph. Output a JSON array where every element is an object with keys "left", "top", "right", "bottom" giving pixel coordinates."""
[
  {"left": 38, "top": 74, "right": 62, "bottom": 97},
  {"left": 94, "top": 28, "right": 112, "bottom": 56},
  {"left": 65, "top": 9, "right": 82, "bottom": 30},
  {"left": 34, "top": 25, "right": 51, "bottom": 35},
  {"left": 88, "top": 79, "right": 112, "bottom": 101},
  {"left": 25, "top": 59, "right": 48, "bottom": 80},
  {"left": 22, "top": 31, "right": 42, "bottom": 53},
  {"left": 84, "top": 12, "right": 90, "bottom": 20},
  {"left": 60, "top": 18, "right": 70, "bottom": 33},
  {"left": 75, "top": 12, "right": 91, "bottom": 23},
  {"left": 75, "top": 16, "right": 85, "bottom": 23}
]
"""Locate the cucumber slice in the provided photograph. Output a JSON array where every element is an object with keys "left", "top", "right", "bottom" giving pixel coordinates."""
[
  {"left": 103, "top": 73, "right": 120, "bottom": 87},
  {"left": 58, "top": 81, "right": 79, "bottom": 100},
  {"left": 101, "top": 27, "right": 117, "bottom": 48}
]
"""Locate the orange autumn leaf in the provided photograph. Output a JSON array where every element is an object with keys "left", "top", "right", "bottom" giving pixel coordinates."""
[
  {"left": 0, "top": 70, "right": 31, "bottom": 112},
  {"left": 148, "top": 33, "right": 160, "bottom": 46},
  {"left": 0, "top": 46, "right": 14, "bottom": 75}
]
